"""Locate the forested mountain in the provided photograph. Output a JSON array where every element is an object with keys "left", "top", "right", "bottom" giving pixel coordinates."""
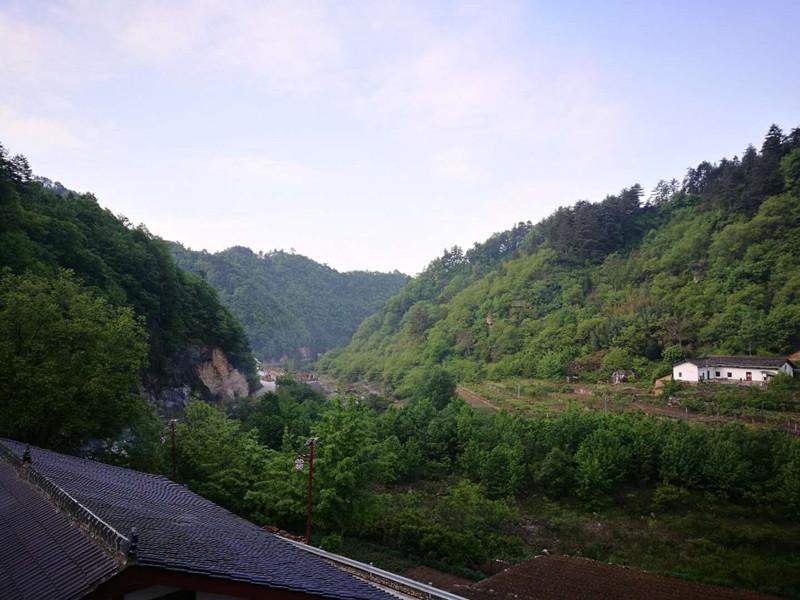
[
  {"left": 170, "top": 244, "right": 408, "bottom": 361},
  {"left": 0, "top": 142, "right": 256, "bottom": 450},
  {"left": 322, "top": 125, "right": 800, "bottom": 394}
]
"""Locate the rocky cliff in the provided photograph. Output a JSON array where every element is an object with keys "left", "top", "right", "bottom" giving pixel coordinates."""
[{"left": 145, "top": 346, "right": 252, "bottom": 415}]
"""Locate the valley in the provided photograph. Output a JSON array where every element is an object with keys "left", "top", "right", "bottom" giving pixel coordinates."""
[
  {"left": 3, "top": 5, "right": 800, "bottom": 599},
  {"left": 2, "top": 125, "right": 800, "bottom": 598}
]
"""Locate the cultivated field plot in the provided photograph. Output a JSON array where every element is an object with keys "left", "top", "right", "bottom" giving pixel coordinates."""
[
  {"left": 458, "top": 379, "right": 645, "bottom": 416},
  {"left": 457, "top": 379, "right": 800, "bottom": 435}
]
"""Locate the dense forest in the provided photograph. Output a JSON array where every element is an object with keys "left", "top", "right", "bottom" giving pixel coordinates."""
[
  {"left": 0, "top": 142, "right": 255, "bottom": 451},
  {"left": 169, "top": 373, "right": 800, "bottom": 596},
  {"left": 171, "top": 244, "right": 408, "bottom": 361},
  {"left": 322, "top": 125, "right": 800, "bottom": 394},
  {"left": 159, "top": 124, "right": 800, "bottom": 596},
  {"left": 3, "top": 127, "right": 800, "bottom": 597}
]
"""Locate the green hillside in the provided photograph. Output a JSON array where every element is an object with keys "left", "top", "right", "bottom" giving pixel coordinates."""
[
  {"left": 322, "top": 125, "right": 800, "bottom": 393},
  {"left": 0, "top": 142, "right": 255, "bottom": 451},
  {"left": 171, "top": 244, "right": 408, "bottom": 361}
]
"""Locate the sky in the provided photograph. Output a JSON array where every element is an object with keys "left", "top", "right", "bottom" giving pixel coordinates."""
[{"left": 1, "top": 1, "right": 799, "bottom": 275}]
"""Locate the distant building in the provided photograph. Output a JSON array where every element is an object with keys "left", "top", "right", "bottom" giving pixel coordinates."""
[
  {"left": 611, "top": 370, "right": 634, "bottom": 385},
  {"left": 653, "top": 374, "right": 673, "bottom": 392},
  {"left": 254, "top": 380, "right": 278, "bottom": 396},
  {"left": 672, "top": 356, "right": 794, "bottom": 385}
]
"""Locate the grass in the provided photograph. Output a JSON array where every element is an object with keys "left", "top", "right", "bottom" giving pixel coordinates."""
[
  {"left": 464, "top": 378, "right": 644, "bottom": 417},
  {"left": 517, "top": 492, "right": 800, "bottom": 598},
  {"left": 331, "top": 486, "right": 800, "bottom": 598},
  {"left": 460, "top": 377, "right": 800, "bottom": 435}
]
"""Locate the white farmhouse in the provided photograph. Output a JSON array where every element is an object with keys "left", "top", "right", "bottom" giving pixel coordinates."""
[{"left": 672, "top": 356, "right": 795, "bottom": 385}]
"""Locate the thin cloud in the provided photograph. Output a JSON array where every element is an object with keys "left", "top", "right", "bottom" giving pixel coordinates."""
[
  {"left": 0, "top": 13, "right": 45, "bottom": 75},
  {"left": 203, "top": 154, "right": 313, "bottom": 189},
  {"left": 69, "top": 0, "right": 343, "bottom": 91},
  {"left": 429, "top": 148, "right": 485, "bottom": 183},
  {"left": 0, "top": 105, "right": 86, "bottom": 154}
]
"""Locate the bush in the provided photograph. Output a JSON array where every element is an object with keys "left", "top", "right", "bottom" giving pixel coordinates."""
[
  {"left": 660, "top": 379, "right": 683, "bottom": 399},
  {"left": 414, "top": 366, "right": 457, "bottom": 409},
  {"left": 651, "top": 483, "right": 692, "bottom": 511},
  {"left": 600, "top": 347, "right": 633, "bottom": 380},
  {"left": 575, "top": 427, "right": 632, "bottom": 505},
  {"left": 662, "top": 344, "right": 686, "bottom": 365},
  {"left": 533, "top": 447, "right": 576, "bottom": 497},
  {"left": 320, "top": 533, "right": 343, "bottom": 553}
]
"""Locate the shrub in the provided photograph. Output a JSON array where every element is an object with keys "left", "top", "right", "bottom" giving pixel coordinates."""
[
  {"left": 320, "top": 533, "right": 343, "bottom": 553},
  {"left": 652, "top": 483, "right": 692, "bottom": 511},
  {"left": 533, "top": 447, "right": 576, "bottom": 497}
]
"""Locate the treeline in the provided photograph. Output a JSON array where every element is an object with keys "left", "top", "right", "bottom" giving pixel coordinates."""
[
  {"left": 171, "top": 244, "right": 408, "bottom": 361},
  {"left": 322, "top": 124, "right": 800, "bottom": 391},
  {"left": 0, "top": 142, "right": 255, "bottom": 451},
  {"left": 164, "top": 375, "right": 800, "bottom": 590}
]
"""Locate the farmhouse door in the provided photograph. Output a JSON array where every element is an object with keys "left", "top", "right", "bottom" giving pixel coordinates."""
[{"left": 746, "top": 372, "right": 752, "bottom": 382}]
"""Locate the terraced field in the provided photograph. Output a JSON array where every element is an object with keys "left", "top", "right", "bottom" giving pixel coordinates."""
[{"left": 456, "top": 379, "right": 800, "bottom": 435}]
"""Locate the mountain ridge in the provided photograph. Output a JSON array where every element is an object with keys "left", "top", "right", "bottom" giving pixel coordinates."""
[
  {"left": 321, "top": 124, "right": 800, "bottom": 394},
  {"left": 0, "top": 142, "right": 257, "bottom": 417},
  {"left": 170, "top": 243, "right": 409, "bottom": 361}
]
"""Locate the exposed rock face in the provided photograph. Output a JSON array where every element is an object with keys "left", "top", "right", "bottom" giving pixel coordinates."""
[
  {"left": 154, "top": 385, "right": 193, "bottom": 415},
  {"left": 196, "top": 347, "right": 250, "bottom": 406},
  {"left": 146, "top": 346, "right": 252, "bottom": 414}
]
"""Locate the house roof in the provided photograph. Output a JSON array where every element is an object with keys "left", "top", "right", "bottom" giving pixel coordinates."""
[
  {"left": 677, "top": 356, "right": 792, "bottom": 370},
  {"left": 0, "top": 460, "right": 118, "bottom": 600},
  {"left": 0, "top": 438, "right": 393, "bottom": 600}
]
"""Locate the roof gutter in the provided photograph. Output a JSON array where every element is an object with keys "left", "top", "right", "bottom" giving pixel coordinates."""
[{"left": 282, "top": 539, "right": 470, "bottom": 600}]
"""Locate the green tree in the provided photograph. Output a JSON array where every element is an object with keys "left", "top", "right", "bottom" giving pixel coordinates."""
[
  {"left": 312, "top": 400, "right": 398, "bottom": 532},
  {"left": 415, "top": 366, "right": 457, "bottom": 409},
  {"left": 176, "top": 400, "right": 271, "bottom": 516},
  {"left": 0, "top": 270, "right": 148, "bottom": 451},
  {"left": 575, "top": 426, "right": 632, "bottom": 504},
  {"left": 780, "top": 148, "right": 800, "bottom": 193},
  {"left": 533, "top": 446, "right": 576, "bottom": 497}
]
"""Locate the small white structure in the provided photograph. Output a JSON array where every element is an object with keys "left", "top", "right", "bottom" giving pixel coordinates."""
[
  {"left": 253, "top": 380, "right": 278, "bottom": 397},
  {"left": 673, "top": 356, "right": 794, "bottom": 385}
]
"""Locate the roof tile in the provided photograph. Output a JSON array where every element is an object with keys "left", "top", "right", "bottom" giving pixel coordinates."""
[
  {"left": 0, "top": 460, "right": 118, "bottom": 600},
  {"left": 0, "top": 439, "right": 392, "bottom": 600}
]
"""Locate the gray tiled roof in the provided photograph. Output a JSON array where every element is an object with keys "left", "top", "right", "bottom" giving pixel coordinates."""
[
  {"left": 0, "top": 439, "right": 393, "bottom": 600},
  {"left": 682, "top": 356, "right": 792, "bottom": 369},
  {"left": 0, "top": 460, "right": 118, "bottom": 600}
]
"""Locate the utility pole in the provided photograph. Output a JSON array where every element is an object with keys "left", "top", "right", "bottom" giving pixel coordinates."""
[
  {"left": 169, "top": 419, "right": 178, "bottom": 480},
  {"left": 295, "top": 436, "right": 319, "bottom": 545},
  {"left": 305, "top": 437, "right": 317, "bottom": 544}
]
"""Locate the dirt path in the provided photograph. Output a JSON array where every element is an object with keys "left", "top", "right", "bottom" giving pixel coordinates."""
[{"left": 456, "top": 385, "right": 499, "bottom": 411}]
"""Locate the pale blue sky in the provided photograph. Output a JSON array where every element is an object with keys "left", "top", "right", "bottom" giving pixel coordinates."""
[{"left": 1, "top": 1, "right": 798, "bottom": 274}]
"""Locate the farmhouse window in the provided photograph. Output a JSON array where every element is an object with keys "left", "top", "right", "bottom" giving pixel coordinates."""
[
  {"left": 678, "top": 372, "right": 682, "bottom": 378},
  {"left": 715, "top": 371, "right": 720, "bottom": 377},
  {"left": 727, "top": 372, "right": 732, "bottom": 378}
]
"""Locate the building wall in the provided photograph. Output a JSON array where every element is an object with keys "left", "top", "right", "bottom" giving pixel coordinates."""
[
  {"left": 673, "top": 362, "right": 699, "bottom": 382},
  {"left": 673, "top": 361, "right": 792, "bottom": 383},
  {"left": 705, "top": 366, "right": 774, "bottom": 383}
]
